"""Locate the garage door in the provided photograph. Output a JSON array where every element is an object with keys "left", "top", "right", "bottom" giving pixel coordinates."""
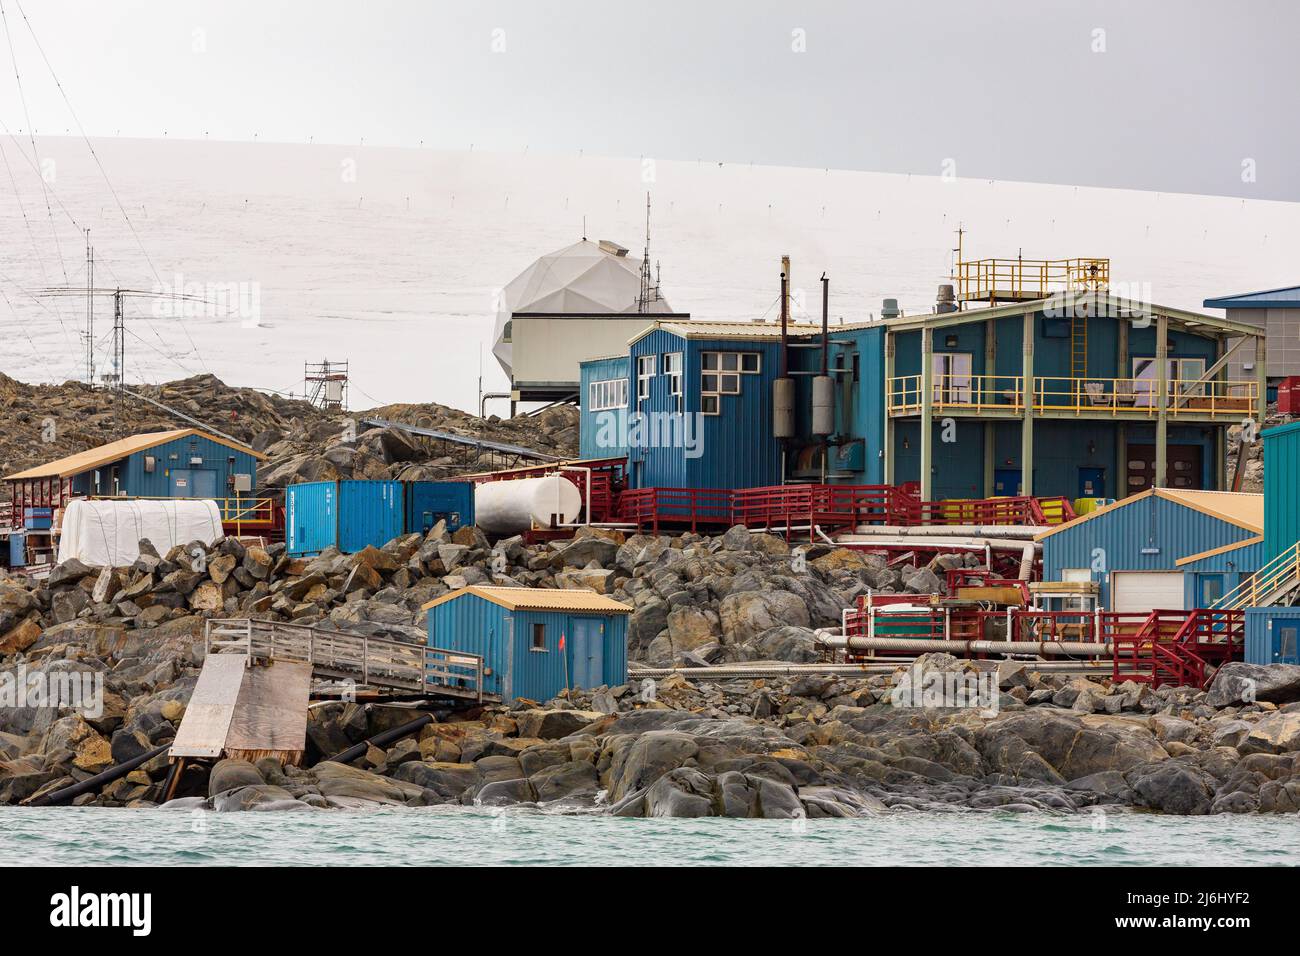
[{"left": 1111, "top": 571, "right": 1185, "bottom": 613}]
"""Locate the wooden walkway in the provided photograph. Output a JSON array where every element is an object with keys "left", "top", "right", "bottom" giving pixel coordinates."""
[{"left": 204, "top": 619, "right": 493, "bottom": 703}]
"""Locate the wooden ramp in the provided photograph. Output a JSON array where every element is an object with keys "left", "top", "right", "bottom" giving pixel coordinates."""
[{"left": 171, "top": 654, "right": 312, "bottom": 763}]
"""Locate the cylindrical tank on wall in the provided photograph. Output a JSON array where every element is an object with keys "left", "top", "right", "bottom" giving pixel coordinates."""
[
  {"left": 475, "top": 475, "right": 583, "bottom": 535},
  {"left": 811, "top": 375, "right": 834, "bottom": 436},
  {"left": 773, "top": 377, "right": 796, "bottom": 439}
]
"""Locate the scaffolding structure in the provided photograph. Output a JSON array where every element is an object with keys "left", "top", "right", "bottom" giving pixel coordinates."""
[{"left": 304, "top": 359, "right": 349, "bottom": 410}]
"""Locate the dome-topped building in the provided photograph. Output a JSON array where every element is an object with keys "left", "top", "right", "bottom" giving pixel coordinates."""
[{"left": 492, "top": 238, "right": 674, "bottom": 379}]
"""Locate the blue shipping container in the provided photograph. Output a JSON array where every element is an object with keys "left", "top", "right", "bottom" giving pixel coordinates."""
[
  {"left": 1245, "top": 607, "right": 1300, "bottom": 666},
  {"left": 404, "top": 481, "right": 475, "bottom": 535},
  {"left": 285, "top": 480, "right": 404, "bottom": 556}
]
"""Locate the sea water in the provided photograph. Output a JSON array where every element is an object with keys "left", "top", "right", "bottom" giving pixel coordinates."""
[{"left": 2, "top": 806, "right": 1297, "bottom": 866}]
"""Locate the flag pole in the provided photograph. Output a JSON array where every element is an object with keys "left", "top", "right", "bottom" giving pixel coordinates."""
[{"left": 560, "top": 632, "right": 570, "bottom": 698}]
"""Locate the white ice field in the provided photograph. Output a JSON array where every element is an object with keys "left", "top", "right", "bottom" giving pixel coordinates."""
[{"left": 1, "top": 136, "right": 1297, "bottom": 411}]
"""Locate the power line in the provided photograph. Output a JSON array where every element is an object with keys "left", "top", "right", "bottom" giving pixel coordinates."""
[{"left": 12, "top": 0, "right": 210, "bottom": 374}]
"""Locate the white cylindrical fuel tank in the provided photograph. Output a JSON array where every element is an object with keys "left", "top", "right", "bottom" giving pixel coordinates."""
[
  {"left": 811, "top": 375, "right": 834, "bottom": 436},
  {"left": 474, "top": 475, "right": 583, "bottom": 535},
  {"left": 773, "top": 377, "right": 796, "bottom": 439}
]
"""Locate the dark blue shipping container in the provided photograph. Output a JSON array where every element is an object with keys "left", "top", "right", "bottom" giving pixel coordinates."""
[
  {"left": 404, "top": 481, "right": 475, "bottom": 535},
  {"left": 285, "top": 480, "right": 404, "bottom": 556},
  {"left": 1245, "top": 607, "right": 1300, "bottom": 665}
]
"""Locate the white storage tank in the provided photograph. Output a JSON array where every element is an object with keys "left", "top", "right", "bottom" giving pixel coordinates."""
[{"left": 474, "top": 475, "right": 583, "bottom": 535}]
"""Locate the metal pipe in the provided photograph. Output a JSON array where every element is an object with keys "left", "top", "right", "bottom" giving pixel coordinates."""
[
  {"left": 780, "top": 269, "right": 789, "bottom": 377},
  {"left": 320, "top": 713, "right": 434, "bottom": 766},
  {"left": 818, "top": 634, "right": 1112, "bottom": 656},
  {"left": 629, "top": 660, "right": 1114, "bottom": 680},
  {"left": 27, "top": 743, "right": 171, "bottom": 807}
]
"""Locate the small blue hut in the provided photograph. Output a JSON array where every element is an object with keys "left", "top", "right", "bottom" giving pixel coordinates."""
[{"left": 422, "top": 586, "right": 630, "bottom": 703}]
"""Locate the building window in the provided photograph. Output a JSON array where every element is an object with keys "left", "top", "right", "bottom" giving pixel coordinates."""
[
  {"left": 589, "top": 378, "right": 628, "bottom": 411},
  {"left": 700, "top": 351, "right": 759, "bottom": 413},
  {"left": 636, "top": 355, "right": 657, "bottom": 403},
  {"left": 665, "top": 351, "right": 686, "bottom": 411},
  {"left": 932, "top": 353, "right": 973, "bottom": 403},
  {"left": 531, "top": 622, "right": 547, "bottom": 651}
]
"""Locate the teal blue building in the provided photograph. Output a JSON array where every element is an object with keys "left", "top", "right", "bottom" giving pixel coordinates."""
[
  {"left": 422, "top": 586, "right": 631, "bottom": 703},
  {"left": 1036, "top": 488, "right": 1264, "bottom": 611},
  {"left": 577, "top": 291, "right": 1265, "bottom": 501}
]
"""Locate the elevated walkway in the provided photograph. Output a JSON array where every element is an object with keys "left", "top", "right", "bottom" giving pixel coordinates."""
[{"left": 1212, "top": 543, "right": 1300, "bottom": 610}]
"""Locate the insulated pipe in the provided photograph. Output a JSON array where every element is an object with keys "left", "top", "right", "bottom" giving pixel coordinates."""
[
  {"left": 27, "top": 742, "right": 171, "bottom": 807},
  {"left": 842, "top": 525, "right": 1044, "bottom": 539},
  {"left": 818, "top": 634, "right": 1113, "bottom": 656},
  {"left": 1018, "top": 541, "right": 1036, "bottom": 581},
  {"left": 629, "top": 660, "right": 1116, "bottom": 680},
  {"left": 837, "top": 535, "right": 1040, "bottom": 551},
  {"left": 321, "top": 714, "right": 434, "bottom": 766}
]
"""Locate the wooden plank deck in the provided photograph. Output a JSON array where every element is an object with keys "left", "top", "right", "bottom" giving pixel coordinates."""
[{"left": 170, "top": 654, "right": 248, "bottom": 758}]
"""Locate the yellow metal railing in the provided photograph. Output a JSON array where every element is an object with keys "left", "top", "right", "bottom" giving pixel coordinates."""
[
  {"left": 887, "top": 375, "right": 1257, "bottom": 418},
  {"left": 955, "top": 257, "right": 1109, "bottom": 303},
  {"left": 1213, "top": 543, "right": 1300, "bottom": 610},
  {"left": 888, "top": 374, "right": 1025, "bottom": 414},
  {"left": 90, "top": 495, "right": 277, "bottom": 525}
]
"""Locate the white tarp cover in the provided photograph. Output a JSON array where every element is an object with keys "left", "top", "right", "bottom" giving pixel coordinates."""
[{"left": 56, "top": 498, "right": 224, "bottom": 568}]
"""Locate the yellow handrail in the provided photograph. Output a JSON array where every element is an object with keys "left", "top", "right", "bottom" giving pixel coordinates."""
[
  {"left": 1213, "top": 542, "right": 1300, "bottom": 610},
  {"left": 886, "top": 375, "right": 1257, "bottom": 418}
]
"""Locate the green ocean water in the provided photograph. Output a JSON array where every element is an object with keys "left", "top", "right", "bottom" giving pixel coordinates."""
[{"left": 2, "top": 806, "right": 1297, "bottom": 866}]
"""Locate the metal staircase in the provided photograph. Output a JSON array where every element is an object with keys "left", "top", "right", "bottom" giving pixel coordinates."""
[{"left": 1212, "top": 542, "right": 1300, "bottom": 610}]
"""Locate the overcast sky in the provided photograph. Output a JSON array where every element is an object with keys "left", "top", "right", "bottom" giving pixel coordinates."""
[{"left": 1, "top": 0, "right": 1296, "bottom": 199}]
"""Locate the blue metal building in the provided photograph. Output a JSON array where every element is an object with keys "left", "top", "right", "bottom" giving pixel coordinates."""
[
  {"left": 576, "top": 289, "right": 1264, "bottom": 501},
  {"left": 1244, "top": 607, "right": 1300, "bottom": 666},
  {"left": 1037, "top": 488, "right": 1264, "bottom": 611},
  {"left": 2, "top": 428, "right": 263, "bottom": 501},
  {"left": 579, "top": 355, "right": 631, "bottom": 461},
  {"left": 422, "top": 585, "right": 631, "bottom": 703},
  {"left": 1262, "top": 421, "right": 1300, "bottom": 562}
]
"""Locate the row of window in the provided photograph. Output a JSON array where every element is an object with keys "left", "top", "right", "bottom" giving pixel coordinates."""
[
  {"left": 590, "top": 350, "right": 763, "bottom": 414},
  {"left": 589, "top": 378, "right": 628, "bottom": 411}
]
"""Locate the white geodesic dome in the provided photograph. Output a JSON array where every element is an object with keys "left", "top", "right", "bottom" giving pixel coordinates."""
[{"left": 492, "top": 238, "right": 673, "bottom": 376}]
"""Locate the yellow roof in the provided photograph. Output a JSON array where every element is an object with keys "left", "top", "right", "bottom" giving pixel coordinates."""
[
  {"left": 1035, "top": 488, "right": 1264, "bottom": 541},
  {"left": 1175, "top": 536, "right": 1264, "bottom": 567},
  {"left": 421, "top": 585, "right": 632, "bottom": 614},
  {"left": 3, "top": 428, "right": 265, "bottom": 481}
]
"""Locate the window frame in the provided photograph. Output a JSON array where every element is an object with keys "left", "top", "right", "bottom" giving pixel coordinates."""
[
  {"left": 531, "top": 622, "right": 547, "bottom": 652},
  {"left": 588, "top": 377, "right": 628, "bottom": 412},
  {"left": 636, "top": 354, "right": 657, "bottom": 403}
]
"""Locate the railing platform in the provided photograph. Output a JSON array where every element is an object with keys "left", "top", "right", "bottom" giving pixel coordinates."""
[{"left": 204, "top": 619, "right": 492, "bottom": 703}]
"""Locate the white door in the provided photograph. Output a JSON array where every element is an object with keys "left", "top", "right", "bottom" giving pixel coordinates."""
[{"left": 1111, "top": 571, "right": 1185, "bottom": 613}]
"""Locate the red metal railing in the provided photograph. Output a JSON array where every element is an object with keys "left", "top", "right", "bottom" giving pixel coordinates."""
[
  {"left": 614, "top": 487, "right": 733, "bottom": 534},
  {"left": 613, "top": 483, "right": 1076, "bottom": 537}
]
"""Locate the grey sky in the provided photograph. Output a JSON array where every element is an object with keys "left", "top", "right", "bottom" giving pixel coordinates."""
[{"left": 4, "top": 0, "right": 1297, "bottom": 199}]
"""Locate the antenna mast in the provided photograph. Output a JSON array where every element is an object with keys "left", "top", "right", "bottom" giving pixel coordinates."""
[
  {"left": 84, "top": 229, "right": 94, "bottom": 385},
  {"left": 638, "top": 192, "right": 655, "bottom": 312}
]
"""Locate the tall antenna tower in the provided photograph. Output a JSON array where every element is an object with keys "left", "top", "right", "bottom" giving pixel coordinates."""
[
  {"left": 82, "top": 230, "right": 95, "bottom": 384},
  {"left": 637, "top": 191, "right": 659, "bottom": 313},
  {"left": 304, "top": 359, "right": 349, "bottom": 410}
]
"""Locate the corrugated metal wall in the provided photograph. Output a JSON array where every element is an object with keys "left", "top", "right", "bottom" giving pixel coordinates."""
[
  {"left": 1264, "top": 422, "right": 1300, "bottom": 560},
  {"left": 426, "top": 596, "right": 510, "bottom": 698},
  {"left": 580, "top": 356, "right": 631, "bottom": 460},
  {"left": 285, "top": 480, "right": 403, "bottom": 556},
  {"left": 1042, "top": 495, "right": 1258, "bottom": 608},
  {"left": 1245, "top": 606, "right": 1300, "bottom": 666},
  {"left": 112, "top": 434, "right": 258, "bottom": 497},
  {"left": 626, "top": 329, "right": 786, "bottom": 490},
  {"left": 404, "top": 481, "right": 474, "bottom": 533}
]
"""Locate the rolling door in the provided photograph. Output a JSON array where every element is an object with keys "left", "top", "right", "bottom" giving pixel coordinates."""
[{"left": 1111, "top": 571, "right": 1185, "bottom": 612}]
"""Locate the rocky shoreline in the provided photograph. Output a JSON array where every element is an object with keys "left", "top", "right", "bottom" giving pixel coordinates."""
[{"left": 3, "top": 519, "right": 1300, "bottom": 817}]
